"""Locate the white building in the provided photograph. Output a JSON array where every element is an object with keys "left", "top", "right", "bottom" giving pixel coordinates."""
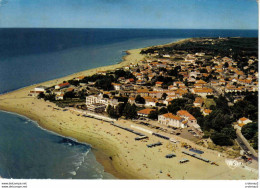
[
  {"left": 177, "top": 110, "right": 197, "bottom": 127},
  {"left": 144, "top": 97, "right": 157, "bottom": 107},
  {"left": 158, "top": 113, "right": 186, "bottom": 128},
  {"left": 55, "top": 94, "right": 64, "bottom": 100},
  {"left": 34, "top": 86, "right": 47, "bottom": 93},
  {"left": 236, "top": 117, "right": 253, "bottom": 130},
  {"left": 112, "top": 83, "right": 122, "bottom": 91},
  {"left": 55, "top": 82, "right": 70, "bottom": 90},
  {"left": 190, "top": 88, "right": 213, "bottom": 98},
  {"left": 86, "top": 94, "right": 119, "bottom": 109}
]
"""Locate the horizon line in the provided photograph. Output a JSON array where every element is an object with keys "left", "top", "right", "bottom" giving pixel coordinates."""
[{"left": 0, "top": 27, "right": 258, "bottom": 30}]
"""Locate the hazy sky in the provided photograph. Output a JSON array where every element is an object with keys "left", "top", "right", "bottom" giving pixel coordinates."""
[{"left": 0, "top": 0, "right": 258, "bottom": 29}]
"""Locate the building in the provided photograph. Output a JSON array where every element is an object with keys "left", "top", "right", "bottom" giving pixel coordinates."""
[
  {"left": 155, "top": 81, "right": 163, "bottom": 87},
  {"left": 149, "top": 91, "right": 163, "bottom": 99},
  {"left": 55, "top": 94, "right": 64, "bottom": 100},
  {"left": 34, "top": 86, "right": 47, "bottom": 93},
  {"left": 177, "top": 110, "right": 203, "bottom": 133},
  {"left": 144, "top": 96, "right": 157, "bottom": 107},
  {"left": 28, "top": 90, "right": 44, "bottom": 97},
  {"left": 128, "top": 97, "right": 135, "bottom": 104},
  {"left": 87, "top": 103, "right": 106, "bottom": 113},
  {"left": 193, "top": 97, "right": 204, "bottom": 107},
  {"left": 112, "top": 83, "right": 122, "bottom": 91},
  {"left": 137, "top": 108, "right": 156, "bottom": 117},
  {"left": 177, "top": 110, "right": 197, "bottom": 127},
  {"left": 203, "top": 109, "right": 212, "bottom": 116},
  {"left": 86, "top": 94, "right": 119, "bottom": 109},
  {"left": 86, "top": 95, "right": 100, "bottom": 105},
  {"left": 158, "top": 113, "right": 186, "bottom": 128},
  {"left": 191, "top": 88, "right": 213, "bottom": 98},
  {"left": 75, "top": 76, "right": 85, "bottom": 81},
  {"left": 55, "top": 82, "right": 70, "bottom": 90},
  {"left": 137, "top": 88, "right": 149, "bottom": 97},
  {"left": 237, "top": 117, "right": 253, "bottom": 129}
]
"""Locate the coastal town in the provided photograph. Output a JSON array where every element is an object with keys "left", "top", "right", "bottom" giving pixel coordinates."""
[
  {"left": 29, "top": 37, "right": 258, "bottom": 169},
  {"left": 1, "top": 37, "right": 257, "bottom": 180}
]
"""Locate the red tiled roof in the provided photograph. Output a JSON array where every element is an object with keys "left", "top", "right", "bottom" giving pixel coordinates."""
[
  {"left": 156, "top": 81, "right": 163, "bottom": 85},
  {"left": 196, "top": 80, "right": 207, "bottom": 84},
  {"left": 137, "top": 89, "right": 149, "bottom": 93},
  {"left": 128, "top": 78, "right": 135, "bottom": 82},
  {"left": 204, "top": 109, "right": 212, "bottom": 114},
  {"left": 239, "top": 117, "right": 249, "bottom": 121},
  {"left": 76, "top": 76, "right": 85, "bottom": 80},
  {"left": 67, "top": 88, "right": 74, "bottom": 92},
  {"left": 162, "top": 113, "right": 182, "bottom": 121},
  {"left": 193, "top": 88, "right": 213, "bottom": 93},
  {"left": 137, "top": 108, "right": 155, "bottom": 115},
  {"left": 58, "top": 82, "right": 70, "bottom": 87},
  {"left": 177, "top": 110, "right": 196, "bottom": 121},
  {"left": 194, "top": 97, "right": 204, "bottom": 104}
]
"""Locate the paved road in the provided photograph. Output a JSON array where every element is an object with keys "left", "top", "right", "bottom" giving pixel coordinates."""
[{"left": 236, "top": 129, "right": 258, "bottom": 161}]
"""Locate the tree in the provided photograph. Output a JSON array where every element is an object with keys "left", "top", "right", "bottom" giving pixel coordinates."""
[
  {"left": 211, "top": 132, "right": 233, "bottom": 146},
  {"left": 159, "top": 107, "right": 168, "bottom": 115},
  {"left": 95, "top": 79, "right": 113, "bottom": 91},
  {"left": 123, "top": 103, "right": 137, "bottom": 119},
  {"left": 64, "top": 91, "right": 75, "bottom": 99},
  {"left": 78, "top": 89, "right": 87, "bottom": 99},
  {"left": 114, "top": 70, "right": 135, "bottom": 80},
  {"left": 107, "top": 105, "right": 119, "bottom": 119},
  {"left": 68, "top": 79, "right": 79, "bottom": 86},
  {"left": 44, "top": 94, "right": 56, "bottom": 101},
  {"left": 253, "top": 133, "right": 258, "bottom": 149},
  {"left": 161, "top": 93, "right": 168, "bottom": 100},
  {"left": 214, "top": 95, "right": 230, "bottom": 114},
  {"left": 37, "top": 92, "right": 45, "bottom": 99},
  {"left": 183, "top": 93, "right": 196, "bottom": 102},
  {"left": 185, "top": 106, "right": 203, "bottom": 119},
  {"left": 224, "top": 62, "right": 229, "bottom": 68},
  {"left": 241, "top": 122, "right": 258, "bottom": 140},
  {"left": 148, "top": 110, "right": 159, "bottom": 120},
  {"left": 116, "top": 103, "right": 125, "bottom": 117},
  {"left": 116, "top": 96, "right": 129, "bottom": 103},
  {"left": 167, "top": 99, "right": 188, "bottom": 114},
  {"left": 135, "top": 95, "right": 145, "bottom": 104},
  {"left": 221, "top": 127, "right": 237, "bottom": 140},
  {"left": 103, "top": 94, "right": 109, "bottom": 98}
]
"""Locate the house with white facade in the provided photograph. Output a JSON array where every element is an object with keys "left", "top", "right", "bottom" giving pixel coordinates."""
[
  {"left": 158, "top": 113, "right": 186, "bottom": 128},
  {"left": 34, "top": 86, "right": 47, "bottom": 93},
  {"left": 144, "top": 96, "right": 157, "bottom": 107},
  {"left": 177, "top": 110, "right": 197, "bottom": 127},
  {"left": 112, "top": 83, "right": 122, "bottom": 91},
  {"left": 190, "top": 88, "right": 213, "bottom": 98},
  {"left": 55, "top": 82, "right": 70, "bottom": 90}
]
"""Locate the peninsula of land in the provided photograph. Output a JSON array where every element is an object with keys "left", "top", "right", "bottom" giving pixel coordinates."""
[{"left": 0, "top": 38, "right": 258, "bottom": 180}]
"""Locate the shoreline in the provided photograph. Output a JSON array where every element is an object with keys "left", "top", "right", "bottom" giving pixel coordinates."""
[
  {"left": 0, "top": 47, "right": 148, "bottom": 179},
  {"left": 0, "top": 38, "right": 258, "bottom": 180}
]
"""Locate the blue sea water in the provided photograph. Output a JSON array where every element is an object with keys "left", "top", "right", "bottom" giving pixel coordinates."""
[
  {"left": 0, "top": 28, "right": 258, "bottom": 179},
  {"left": 0, "top": 28, "right": 257, "bottom": 94},
  {"left": 0, "top": 111, "right": 114, "bottom": 179}
]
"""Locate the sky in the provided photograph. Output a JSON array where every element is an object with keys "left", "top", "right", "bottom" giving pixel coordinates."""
[{"left": 0, "top": 0, "right": 258, "bottom": 29}]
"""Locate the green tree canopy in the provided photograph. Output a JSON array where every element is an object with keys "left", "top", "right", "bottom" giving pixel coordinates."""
[
  {"left": 135, "top": 95, "right": 145, "bottom": 104},
  {"left": 148, "top": 110, "right": 159, "bottom": 120}
]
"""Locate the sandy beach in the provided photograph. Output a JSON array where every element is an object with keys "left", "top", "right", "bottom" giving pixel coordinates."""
[{"left": 0, "top": 46, "right": 258, "bottom": 180}]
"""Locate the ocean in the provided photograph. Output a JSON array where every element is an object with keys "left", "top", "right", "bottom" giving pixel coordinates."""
[{"left": 0, "top": 28, "right": 257, "bottom": 179}]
